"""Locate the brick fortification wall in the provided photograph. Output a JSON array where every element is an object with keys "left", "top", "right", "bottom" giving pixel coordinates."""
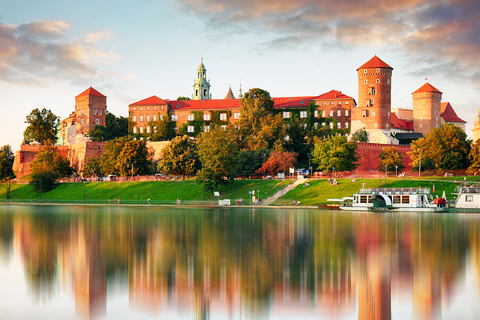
[{"left": 353, "top": 143, "right": 413, "bottom": 175}]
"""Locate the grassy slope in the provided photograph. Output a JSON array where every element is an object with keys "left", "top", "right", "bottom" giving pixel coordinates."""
[
  {"left": 0, "top": 179, "right": 293, "bottom": 201},
  {"left": 272, "top": 178, "right": 459, "bottom": 206}
]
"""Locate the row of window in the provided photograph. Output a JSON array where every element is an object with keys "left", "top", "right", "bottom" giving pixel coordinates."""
[
  {"left": 283, "top": 110, "right": 350, "bottom": 119},
  {"left": 80, "top": 119, "right": 100, "bottom": 125},
  {"left": 363, "top": 79, "right": 390, "bottom": 84},
  {"left": 132, "top": 106, "right": 164, "bottom": 111},
  {"left": 79, "top": 109, "right": 103, "bottom": 116},
  {"left": 315, "top": 101, "right": 351, "bottom": 106},
  {"left": 132, "top": 114, "right": 164, "bottom": 122}
]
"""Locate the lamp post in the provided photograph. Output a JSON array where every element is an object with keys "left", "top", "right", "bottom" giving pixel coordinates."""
[
  {"left": 385, "top": 164, "right": 387, "bottom": 182},
  {"left": 308, "top": 153, "right": 312, "bottom": 178},
  {"left": 395, "top": 165, "right": 398, "bottom": 178},
  {"left": 418, "top": 152, "right": 422, "bottom": 178}
]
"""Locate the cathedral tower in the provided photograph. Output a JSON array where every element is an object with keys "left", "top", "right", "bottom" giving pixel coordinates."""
[
  {"left": 75, "top": 87, "right": 107, "bottom": 137},
  {"left": 351, "top": 56, "right": 397, "bottom": 144},
  {"left": 192, "top": 58, "right": 211, "bottom": 100},
  {"left": 411, "top": 83, "right": 442, "bottom": 136}
]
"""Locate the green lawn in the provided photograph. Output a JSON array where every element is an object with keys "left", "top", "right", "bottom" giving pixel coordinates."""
[{"left": 0, "top": 179, "right": 293, "bottom": 202}]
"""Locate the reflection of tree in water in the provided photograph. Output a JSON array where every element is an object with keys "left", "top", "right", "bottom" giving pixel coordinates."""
[{"left": 0, "top": 210, "right": 13, "bottom": 264}]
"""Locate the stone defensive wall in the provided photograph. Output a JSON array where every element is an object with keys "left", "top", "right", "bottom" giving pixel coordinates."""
[
  {"left": 353, "top": 143, "right": 413, "bottom": 175},
  {"left": 13, "top": 141, "right": 171, "bottom": 179}
]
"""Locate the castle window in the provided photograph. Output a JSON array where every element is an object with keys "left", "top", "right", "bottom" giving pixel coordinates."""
[
  {"left": 376, "top": 69, "right": 380, "bottom": 72},
  {"left": 322, "top": 110, "right": 326, "bottom": 117},
  {"left": 330, "top": 110, "right": 334, "bottom": 117},
  {"left": 204, "top": 125, "right": 210, "bottom": 132},
  {"left": 364, "top": 80, "right": 367, "bottom": 84},
  {"left": 322, "top": 122, "right": 326, "bottom": 127},
  {"left": 345, "top": 122, "right": 349, "bottom": 129},
  {"left": 133, "top": 108, "right": 136, "bottom": 111},
  {"left": 153, "top": 115, "right": 157, "bottom": 121},
  {"left": 153, "top": 107, "right": 157, "bottom": 110},
  {"left": 187, "top": 114, "right": 194, "bottom": 121},
  {"left": 338, "top": 101, "right": 342, "bottom": 105},
  {"left": 147, "top": 107, "right": 150, "bottom": 110},
  {"left": 93, "top": 109, "right": 97, "bottom": 115},
  {"left": 140, "top": 115, "right": 143, "bottom": 122},
  {"left": 81, "top": 119, "right": 84, "bottom": 124},
  {"left": 146, "top": 115, "right": 150, "bottom": 121},
  {"left": 146, "top": 126, "right": 150, "bottom": 133},
  {"left": 95, "top": 119, "right": 99, "bottom": 125},
  {"left": 220, "top": 113, "right": 227, "bottom": 121},
  {"left": 283, "top": 111, "right": 291, "bottom": 119},
  {"left": 337, "top": 110, "right": 341, "bottom": 117},
  {"left": 160, "top": 115, "right": 164, "bottom": 120},
  {"left": 364, "top": 69, "right": 367, "bottom": 73},
  {"left": 133, "top": 127, "right": 137, "bottom": 133},
  {"left": 139, "top": 127, "right": 143, "bottom": 134},
  {"left": 330, "top": 102, "right": 333, "bottom": 105},
  {"left": 187, "top": 126, "right": 194, "bottom": 133},
  {"left": 234, "top": 112, "right": 240, "bottom": 120},
  {"left": 204, "top": 113, "right": 211, "bottom": 121},
  {"left": 221, "top": 125, "right": 227, "bottom": 131},
  {"left": 345, "top": 110, "right": 349, "bottom": 117},
  {"left": 387, "top": 79, "right": 390, "bottom": 84},
  {"left": 99, "top": 110, "right": 102, "bottom": 115},
  {"left": 314, "top": 122, "right": 318, "bottom": 129},
  {"left": 420, "top": 123, "right": 423, "bottom": 127},
  {"left": 372, "top": 112, "right": 376, "bottom": 116},
  {"left": 362, "top": 110, "right": 369, "bottom": 117},
  {"left": 300, "top": 111, "right": 307, "bottom": 118},
  {"left": 171, "top": 114, "right": 177, "bottom": 121},
  {"left": 329, "top": 122, "right": 334, "bottom": 129},
  {"left": 133, "top": 115, "right": 136, "bottom": 122},
  {"left": 314, "top": 110, "right": 319, "bottom": 118},
  {"left": 368, "top": 87, "right": 376, "bottom": 94},
  {"left": 337, "top": 122, "right": 341, "bottom": 129},
  {"left": 140, "top": 108, "right": 143, "bottom": 111},
  {"left": 345, "top": 101, "right": 349, "bottom": 104},
  {"left": 376, "top": 79, "right": 380, "bottom": 83},
  {"left": 322, "top": 102, "right": 326, "bottom": 105}
]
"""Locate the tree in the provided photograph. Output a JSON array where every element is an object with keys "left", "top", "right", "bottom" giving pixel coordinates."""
[
  {"left": 24, "top": 108, "right": 60, "bottom": 145},
  {"left": 350, "top": 129, "right": 368, "bottom": 143},
  {"left": 377, "top": 146, "right": 406, "bottom": 172},
  {"left": 98, "top": 137, "right": 130, "bottom": 176},
  {"left": 83, "top": 157, "right": 103, "bottom": 177},
  {"left": 235, "top": 149, "right": 271, "bottom": 177},
  {"left": 312, "top": 136, "right": 360, "bottom": 172},
  {"left": 85, "top": 112, "right": 129, "bottom": 142},
  {"left": 0, "top": 145, "right": 15, "bottom": 181},
  {"left": 251, "top": 114, "right": 285, "bottom": 151},
  {"left": 196, "top": 127, "right": 239, "bottom": 191},
  {"left": 467, "top": 139, "right": 480, "bottom": 174},
  {"left": 150, "top": 115, "right": 176, "bottom": 141},
  {"left": 158, "top": 135, "right": 199, "bottom": 179},
  {"left": 409, "top": 124, "right": 470, "bottom": 170},
  {"left": 256, "top": 151, "right": 297, "bottom": 175},
  {"left": 116, "top": 140, "right": 154, "bottom": 177},
  {"left": 177, "top": 96, "right": 191, "bottom": 101},
  {"left": 30, "top": 146, "right": 73, "bottom": 178},
  {"left": 30, "top": 168, "right": 59, "bottom": 193}
]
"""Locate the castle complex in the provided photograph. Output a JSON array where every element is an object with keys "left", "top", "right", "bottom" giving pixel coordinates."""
[{"left": 13, "top": 56, "right": 468, "bottom": 177}]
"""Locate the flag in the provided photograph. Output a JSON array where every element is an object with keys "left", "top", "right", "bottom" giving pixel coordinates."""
[
  {"left": 433, "top": 184, "right": 435, "bottom": 193},
  {"left": 425, "top": 78, "right": 428, "bottom": 80}
]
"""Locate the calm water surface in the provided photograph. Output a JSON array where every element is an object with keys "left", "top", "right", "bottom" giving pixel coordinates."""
[{"left": 0, "top": 205, "right": 479, "bottom": 319}]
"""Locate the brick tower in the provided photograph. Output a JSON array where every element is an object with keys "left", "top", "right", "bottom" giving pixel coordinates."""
[
  {"left": 351, "top": 56, "right": 397, "bottom": 144},
  {"left": 411, "top": 83, "right": 442, "bottom": 136},
  {"left": 473, "top": 111, "right": 480, "bottom": 142},
  {"left": 75, "top": 87, "right": 107, "bottom": 141}
]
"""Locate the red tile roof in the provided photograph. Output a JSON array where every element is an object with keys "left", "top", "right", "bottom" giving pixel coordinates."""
[
  {"left": 357, "top": 56, "right": 393, "bottom": 70},
  {"left": 391, "top": 112, "right": 413, "bottom": 130},
  {"left": 130, "top": 95, "right": 168, "bottom": 106},
  {"left": 441, "top": 102, "right": 466, "bottom": 123},
  {"left": 310, "top": 90, "right": 354, "bottom": 100},
  {"left": 168, "top": 99, "right": 242, "bottom": 111},
  {"left": 412, "top": 82, "right": 442, "bottom": 94},
  {"left": 272, "top": 96, "right": 314, "bottom": 109},
  {"left": 75, "top": 86, "right": 106, "bottom": 98}
]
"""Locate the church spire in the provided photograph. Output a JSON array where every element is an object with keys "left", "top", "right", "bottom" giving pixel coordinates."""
[
  {"left": 193, "top": 58, "right": 211, "bottom": 100},
  {"left": 238, "top": 81, "right": 243, "bottom": 98}
]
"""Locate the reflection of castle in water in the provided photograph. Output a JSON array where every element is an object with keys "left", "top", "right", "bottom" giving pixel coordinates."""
[{"left": 5, "top": 208, "right": 473, "bottom": 319}]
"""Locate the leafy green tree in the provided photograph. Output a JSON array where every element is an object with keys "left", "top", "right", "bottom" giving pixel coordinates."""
[
  {"left": 150, "top": 115, "right": 176, "bottom": 141},
  {"left": 85, "top": 127, "right": 105, "bottom": 142},
  {"left": 312, "top": 136, "right": 360, "bottom": 172},
  {"left": 85, "top": 112, "right": 129, "bottom": 142},
  {"left": 256, "top": 151, "right": 297, "bottom": 175},
  {"left": 252, "top": 114, "right": 285, "bottom": 151},
  {"left": 116, "top": 140, "right": 153, "bottom": 177},
  {"left": 410, "top": 124, "right": 470, "bottom": 170},
  {"left": 177, "top": 96, "right": 191, "bottom": 101},
  {"left": 467, "top": 139, "right": 480, "bottom": 174},
  {"left": 197, "top": 127, "right": 239, "bottom": 191},
  {"left": 235, "top": 149, "right": 270, "bottom": 176},
  {"left": 30, "top": 146, "right": 73, "bottom": 178},
  {"left": 0, "top": 145, "right": 15, "bottom": 181},
  {"left": 350, "top": 129, "right": 368, "bottom": 143},
  {"left": 30, "top": 167, "right": 59, "bottom": 193},
  {"left": 98, "top": 137, "right": 130, "bottom": 175},
  {"left": 377, "top": 146, "right": 406, "bottom": 172},
  {"left": 24, "top": 108, "right": 60, "bottom": 145},
  {"left": 83, "top": 157, "right": 103, "bottom": 177},
  {"left": 158, "top": 135, "right": 199, "bottom": 179}
]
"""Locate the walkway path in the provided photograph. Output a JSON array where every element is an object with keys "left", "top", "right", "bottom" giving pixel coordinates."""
[{"left": 261, "top": 178, "right": 307, "bottom": 206}]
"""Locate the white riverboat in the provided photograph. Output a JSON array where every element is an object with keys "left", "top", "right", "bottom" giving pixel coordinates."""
[
  {"left": 340, "top": 187, "right": 448, "bottom": 212},
  {"left": 453, "top": 185, "right": 480, "bottom": 209}
]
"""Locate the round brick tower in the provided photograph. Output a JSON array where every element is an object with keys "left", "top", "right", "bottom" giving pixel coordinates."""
[
  {"left": 411, "top": 82, "right": 442, "bottom": 136},
  {"left": 351, "top": 56, "right": 397, "bottom": 144}
]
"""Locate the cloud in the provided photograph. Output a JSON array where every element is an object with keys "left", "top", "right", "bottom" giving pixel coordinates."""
[
  {"left": 177, "top": 0, "right": 480, "bottom": 87},
  {"left": 0, "top": 20, "right": 118, "bottom": 85}
]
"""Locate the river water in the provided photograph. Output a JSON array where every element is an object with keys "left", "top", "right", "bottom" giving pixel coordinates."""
[{"left": 0, "top": 205, "right": 479, "bottom": 320}]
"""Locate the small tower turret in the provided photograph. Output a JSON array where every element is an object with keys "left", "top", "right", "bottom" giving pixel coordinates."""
[{"left": 192, "top": 58, "right": 211, "bottom": 100}]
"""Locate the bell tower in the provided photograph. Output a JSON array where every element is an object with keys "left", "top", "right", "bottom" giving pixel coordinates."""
[{"left": 192, "top": 58, "right": 211, "bottom": 100}]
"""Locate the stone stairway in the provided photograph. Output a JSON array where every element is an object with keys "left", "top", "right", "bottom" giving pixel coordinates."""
[{"left": 261, "top": 178, "right": 307, "bottom": 206}]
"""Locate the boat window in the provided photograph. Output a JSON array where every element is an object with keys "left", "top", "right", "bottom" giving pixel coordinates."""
[
  {"left": 401, "top": 195, "right": 410, "bottom": 204},
  {"left": 360, "top": 195, "right": 368, "bottom": 203},
  {"left": 466, "top": 195, "right": 473, "bottom": 202},
  {"left": 393, "top": 196, "right": 401, "bottom": 204}
]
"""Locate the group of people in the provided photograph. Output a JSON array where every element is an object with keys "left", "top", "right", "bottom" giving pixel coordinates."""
[
  {"left": 290, "top": 200, "right": 301, "bottom": 205},
  {"left": 329, "top": 178, "right": 338, "bottom": 186}
]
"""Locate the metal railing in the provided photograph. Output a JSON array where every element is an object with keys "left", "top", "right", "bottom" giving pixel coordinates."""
[{"left": 0, "top": 199, "right": 220, "bottom": 206}]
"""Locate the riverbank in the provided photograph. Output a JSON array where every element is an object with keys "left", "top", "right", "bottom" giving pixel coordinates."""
[{"left": 0, "top": 177, "right": 465, "bottom": 206}]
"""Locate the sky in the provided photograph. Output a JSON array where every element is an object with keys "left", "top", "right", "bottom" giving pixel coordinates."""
[{"left": 1, "top": 0, "right": 480, "bottom": 151}]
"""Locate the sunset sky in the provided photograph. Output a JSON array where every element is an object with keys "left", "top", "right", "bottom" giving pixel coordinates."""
[{"left": 1, "top": 0, "right": 479, "bottom": 150}]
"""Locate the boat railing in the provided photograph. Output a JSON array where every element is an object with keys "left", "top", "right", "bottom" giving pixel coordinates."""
[
  {"left": 455, "top": 186, "right": 480, "bottom": 194},
  {"left": 360, "top": 188, "right": 430, "bottom": 195}
]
